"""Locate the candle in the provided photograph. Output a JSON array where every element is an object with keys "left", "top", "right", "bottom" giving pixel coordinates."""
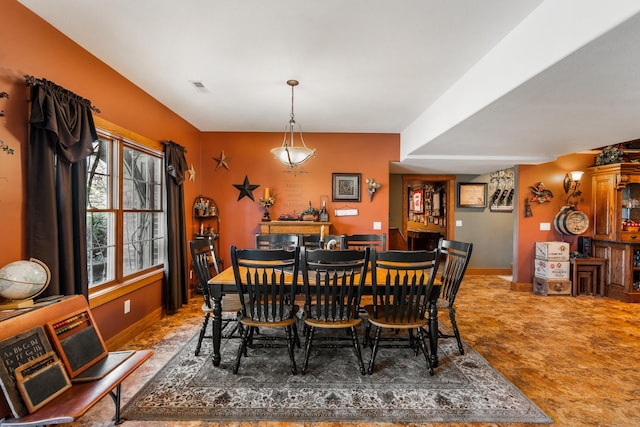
[
  {"left": 264, "top": 187, "right": 271, "bottom": 200},
  {"left": 320, "top": 225, "right": 325, "bottom": 242}
]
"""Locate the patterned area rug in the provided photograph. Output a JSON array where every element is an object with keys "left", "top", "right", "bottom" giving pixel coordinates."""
[{"left": 121, "top": 326, "right": 551, "bottom": 424}]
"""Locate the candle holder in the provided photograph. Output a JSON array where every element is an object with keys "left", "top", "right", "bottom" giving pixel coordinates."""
[{"left": 258, "top": 197, "right": 275, "bottom": 222}]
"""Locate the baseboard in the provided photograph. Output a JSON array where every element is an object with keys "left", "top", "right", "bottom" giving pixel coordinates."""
[
  {"left": 106, "top": 306, "right": 163, "bottom": 350},
  {"left": 511, "top": 282, "right": 533, "bottom": 292},
  {"left": 466, "top": 268, "right": 512, "bottom": 276}
]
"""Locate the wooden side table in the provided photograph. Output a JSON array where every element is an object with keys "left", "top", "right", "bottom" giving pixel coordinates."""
[{"left": 570, "top": 257, "right": 606, "bottom": 297}]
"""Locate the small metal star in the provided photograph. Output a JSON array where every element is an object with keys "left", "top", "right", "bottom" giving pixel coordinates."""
[
  {"left": 233, "top": 175, "right": 260, "bottom": 201},
  {"left": 213, "top": 150, "right": 232, "bottom": 171},
  {"left": 188, "top": 164, "right": 196, "bottom": 182}
]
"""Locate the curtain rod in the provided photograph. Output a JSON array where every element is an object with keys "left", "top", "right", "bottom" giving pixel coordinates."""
[{"left": 25, "top": 74, "right": 101, "bottom": 114}]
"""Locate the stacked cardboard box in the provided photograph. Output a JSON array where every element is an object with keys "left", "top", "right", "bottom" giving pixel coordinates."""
[{"left": 533, "top": 242, "right": 571, "bottom": 296}]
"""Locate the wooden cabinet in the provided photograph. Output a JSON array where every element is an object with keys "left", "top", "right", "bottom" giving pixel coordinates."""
[{"left": 589, "top": 163, "right": 640, "bottom": 302}]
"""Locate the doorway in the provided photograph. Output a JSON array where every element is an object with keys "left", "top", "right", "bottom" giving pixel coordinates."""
[{"left": 401, "top": 175, "right": 455, "bottom": 250}]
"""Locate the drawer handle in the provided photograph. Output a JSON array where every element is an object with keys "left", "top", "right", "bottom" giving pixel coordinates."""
[{"left": 632, "top": 235, "right": 638, "bottom": 239}]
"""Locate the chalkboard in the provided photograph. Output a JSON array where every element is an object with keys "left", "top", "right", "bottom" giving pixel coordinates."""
[
  {"left": 0, "top": 326, "right": 53, "bottom": 417},
  {"left": 46, "top": 309, "right": 108, "bottom": 378},
  {"left": 15, "top": 352, "right": 71, "bottom": 413}
]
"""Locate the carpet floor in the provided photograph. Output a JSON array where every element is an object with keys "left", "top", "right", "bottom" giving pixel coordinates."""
[{"left": 121, "top": 324, "right": 551, "bottom": 424}]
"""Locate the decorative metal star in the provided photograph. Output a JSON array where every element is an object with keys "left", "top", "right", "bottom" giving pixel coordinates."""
[
  {"left": 188, "top": 164, "right": 196, "bottom": 182},
  {"left": 213, "top": 150, "right": 232, "bottom": 171},
  {"left": 233, "top": 175, "right": 260, "bottom": 201}
]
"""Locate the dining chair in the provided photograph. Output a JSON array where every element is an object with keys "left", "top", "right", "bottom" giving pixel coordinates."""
[
  {"left": 364, "top": 249, "right": 439, "bottom": 375},
  {"left": 255, "top": 233, "right": 299, "bottom": 250},
  {"left": 435, "top": 238, "right": 473, "bottom": 355},
  {"left": 231, "top": 246, "right": 300, "bottom": 374},
  {"left": 344, "top": 233, "right": 386, "bottom": 251},
  {"left": 299, "top": 233, "right": 346, "bottom": 250},
  {"left": 300, "top": 247, "right": 370, "bottom": 375},
  {"left": 189, "top": 238, "right": 241, "bottom": 356}
]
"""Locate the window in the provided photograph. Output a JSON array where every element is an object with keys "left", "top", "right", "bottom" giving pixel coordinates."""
[{"left": 87, "top": 131, "right": 164, "bottom": 290}]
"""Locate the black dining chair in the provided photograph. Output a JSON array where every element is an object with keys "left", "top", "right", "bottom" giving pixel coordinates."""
[
  {"left": 255, "top": 233, "right": 299, "bottom": 250},
  {"left": 435, "top": 238, "right": 473, "bottom": 355},
  {"left": 299, "top": 233, "right": 346, "bottom": 250},
  {"left": 363, "top": 249, "right": 439, "bottom": 375},
  {"left": 300, "top": 247, "right": 370, "bottom": 375},
  {"left": 344, "top": 233, "right": 386, "bottom": 251},
  {"left": 231, "top": 246, "right": 301, "bottom": 374},
  {"left": 189, "top": 238, "right": 241, "bottom": 356}
]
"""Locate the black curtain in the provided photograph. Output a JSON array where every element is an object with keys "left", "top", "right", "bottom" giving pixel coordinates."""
[
  {"left": 163, "top": 140, "right": 189, "bottom": 313},
  {"left": 27, "top": 77, "right": 97, "bottom": 297}
]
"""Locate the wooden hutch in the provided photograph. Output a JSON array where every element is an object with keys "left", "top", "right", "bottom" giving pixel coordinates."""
[{"left": 590, "top": 163, "right": 640, "bottom": 302}]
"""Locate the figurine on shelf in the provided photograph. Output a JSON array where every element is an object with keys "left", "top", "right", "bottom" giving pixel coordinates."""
[{"left": 258, "top": 187, "right": 275, "bottom": 221}]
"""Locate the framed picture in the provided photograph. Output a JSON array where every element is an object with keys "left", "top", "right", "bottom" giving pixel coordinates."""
[
  {"left": 332, "top": 173, "right": 361, "bottom": 202},
  {"left": 458, "top": 182, "right": 487, "bottom": 208},
  {"left": 411, "top": 189, "right": 423, "bottom": 213}
]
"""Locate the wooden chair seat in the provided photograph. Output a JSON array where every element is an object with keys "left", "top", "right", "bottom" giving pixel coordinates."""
[{"left": 364, "top": 305, "right": 428, "bottom": 329}]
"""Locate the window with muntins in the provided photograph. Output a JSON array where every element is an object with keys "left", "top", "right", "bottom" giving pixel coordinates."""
[{"left": 87, "top": 130, "right": 165, "bottom": 290}]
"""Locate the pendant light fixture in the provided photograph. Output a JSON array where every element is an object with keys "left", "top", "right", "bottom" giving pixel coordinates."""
[{"left": 271, "top": 79, "right": 315, "bottom": 168}]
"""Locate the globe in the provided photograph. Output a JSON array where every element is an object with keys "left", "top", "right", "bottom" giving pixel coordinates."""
[{"left": 0, "top": 258, "right": 51, "bottom": 302}]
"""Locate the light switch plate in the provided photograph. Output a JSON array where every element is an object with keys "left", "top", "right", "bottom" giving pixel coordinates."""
[
  {"left": 456, "top": 220, "right": 462, "bottom": 227},
  {"left": 373, "top": 221, "right": 382, "bottom": 230},
  {"left": 540, "top": 222, "right": 551, "bottom": 231}
]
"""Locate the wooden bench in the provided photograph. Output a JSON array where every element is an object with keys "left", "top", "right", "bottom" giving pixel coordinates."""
[{"left": 0, "top": 296, "right": 152, "bottom": 426}]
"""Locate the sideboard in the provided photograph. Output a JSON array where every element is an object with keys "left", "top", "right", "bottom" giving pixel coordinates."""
[{"left": 258, "top": 221, "right": 332, "bottom": 235}]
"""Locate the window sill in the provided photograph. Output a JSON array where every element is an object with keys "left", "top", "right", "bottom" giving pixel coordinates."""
[{"left": 88, "top": 268, "right": 165, "bottom": 309}]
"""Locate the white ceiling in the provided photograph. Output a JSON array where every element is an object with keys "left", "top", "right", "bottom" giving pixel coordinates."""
[{"left": 17, "top": 0, "right": 640, "bottom": 175}]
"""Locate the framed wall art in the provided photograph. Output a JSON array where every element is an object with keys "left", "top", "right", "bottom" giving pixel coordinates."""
[
  {"left": 411, "top": 189, "right": 423, "bottom": 213},
  {"left": 332, "top": 173, "right": 361, "bottom": 202},
  {"left": 458, "top": 182, "right": 487, "bottom": 208}
]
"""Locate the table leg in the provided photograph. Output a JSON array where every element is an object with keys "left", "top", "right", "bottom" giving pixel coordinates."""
[{"left": 211, "top": 294, "right": 223, "bottom": 366}]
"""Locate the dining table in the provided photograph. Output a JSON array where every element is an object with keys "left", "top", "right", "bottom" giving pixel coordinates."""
[{"left": 208, "top": 266, "right": 442, "bottom": 368}]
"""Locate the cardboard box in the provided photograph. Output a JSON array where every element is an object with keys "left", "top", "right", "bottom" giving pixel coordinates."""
[
  {"left": 533, "top": 276, "right": 571, "bottom": 296},
  {"left": 534, "top": 259, "right": 570, "bottom": 279},
  {"left": 535, "top": 241, "right": 570, "bottom": 261}
]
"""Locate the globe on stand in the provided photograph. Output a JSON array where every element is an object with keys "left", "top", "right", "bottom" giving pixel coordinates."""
[{"left": 0, "top": 258, "right": 51, "bottom": 309}]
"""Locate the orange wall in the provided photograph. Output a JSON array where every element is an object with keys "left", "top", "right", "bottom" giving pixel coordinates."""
[
  {"left": 0, "top": 1, "right": 201, "bottom": 267},
  {"left": 0, "top": 1, "right": 202, "bottom": 342},
  {"left": 197, "top": 132, "right": 399, "bottom": 268},
  {"left": 516, "top": 153, "right": 595, "bottom": 284}
]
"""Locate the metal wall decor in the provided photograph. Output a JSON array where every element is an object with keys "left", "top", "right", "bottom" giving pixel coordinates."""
[{"left": 488, "top": 169, "right": 514, "bottom": 212}]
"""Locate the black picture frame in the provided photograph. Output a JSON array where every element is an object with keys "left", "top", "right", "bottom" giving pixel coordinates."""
[
  {"left": 458, "top": 182, "right": 487, "bottom": 208},
  {"left": 332, "top": 173, "right": 361, "bottom": 202}
]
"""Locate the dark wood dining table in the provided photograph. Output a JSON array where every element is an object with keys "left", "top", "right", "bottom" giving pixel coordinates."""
[{"left": 209, "top": 266, "right": 442, "bottom": 368}]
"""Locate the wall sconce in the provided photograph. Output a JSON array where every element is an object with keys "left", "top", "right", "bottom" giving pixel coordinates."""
[{"left": 563, "top": 170, "right": 583, "bottom": 207}]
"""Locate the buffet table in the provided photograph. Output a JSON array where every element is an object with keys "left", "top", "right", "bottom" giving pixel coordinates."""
[{"left": 258, "top": 221, "right": 332, "bottom": 235}]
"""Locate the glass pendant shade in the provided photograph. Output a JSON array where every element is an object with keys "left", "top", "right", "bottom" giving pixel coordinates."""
[{"left": 271, "top": 80, "right": 315, "bottom": 168}]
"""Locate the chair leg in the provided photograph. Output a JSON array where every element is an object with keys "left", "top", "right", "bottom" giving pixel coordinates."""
[
  {"left": 285, "top": 325, "right": 298, "bottom": 375},
  {"left": 416, "top": 327, "right": 434, "bottom": 376},
  {"left": 195, "top": 312, "right": 210, "bottom": 356},
  {"left": 233, "top": 325, "right": 251, "bottom": 374},
  {"left": 350, "top": 326, "right": 366, "bottom": 375},
  {"left": 367, "top": 326, "right": 382, "bottom": 375},
  {"left": 363, "top": 321, "right": 372, "bottom": 348},
  {"left": 449, "top": 307, "right": 464, "bottom": 355},
  {"left": 302, "top": 326, "right": 315, "bottom": 374}
]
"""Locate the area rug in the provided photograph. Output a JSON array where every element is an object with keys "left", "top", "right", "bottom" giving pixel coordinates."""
[{"left": 121, "top": 326, "right": 552, "bottom": 424}]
